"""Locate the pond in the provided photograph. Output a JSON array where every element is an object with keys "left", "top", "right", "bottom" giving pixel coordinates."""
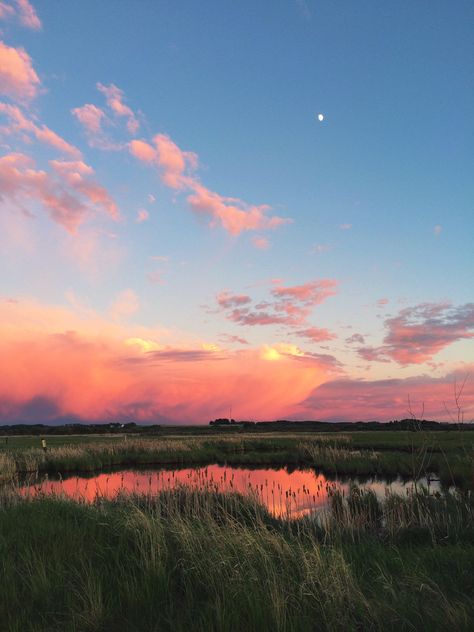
[{"left": 20, "top": 464, "right": 444, "bottom": 518}]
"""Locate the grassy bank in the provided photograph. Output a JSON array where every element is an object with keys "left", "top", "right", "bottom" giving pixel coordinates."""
[
  {"left": 1, "top": 487, "right": 473, "bottom": 631},
  {"left": 1, "top": 432, "right": 473, "bottom": 488}
]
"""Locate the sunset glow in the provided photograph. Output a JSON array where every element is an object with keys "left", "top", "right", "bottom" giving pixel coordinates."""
[{"left": 0, "top": 1, "right": 473, "bottom": 424}]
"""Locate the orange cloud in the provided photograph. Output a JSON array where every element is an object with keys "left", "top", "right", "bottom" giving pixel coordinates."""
[
  {"left": 1, "top": 297, "right": 470, "bottom": 424},
  {"left": 0, "top": 40, "right": 40, "bottom": 101},
  {"left": 0, "top": 297, "right": 334, "bottom": 423}
]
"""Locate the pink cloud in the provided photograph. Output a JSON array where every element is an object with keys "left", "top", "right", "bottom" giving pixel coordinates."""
[
  {"left": 345, "top": 333, "right": 365, "bottom": 345},
  {"left": 187, "top": 182, "right": 289, "bottom": 236},
  {"left": 356, "top": 346, "right": 391, "bottom": 363},
  {"left": 0, "top": 40, "right": 40, "bottom": 102},
  {"left": 271, "top": 279, "right": 337, "bottom": 305},
  {"left": 154, "top": 133, "right": 197, "bottom": 189},
  {"left": 357, "top": 303, "right": 474, "bottom": 365},
  {"left": 216, "top": 291, "right": 252, "bottom": 310},
  {"left": 297, "top": 368, "right": 474, "bottom": 422},
  {"left": 0, "top": 0, "right": 41, "bottom": 30},
  {"left": 0, "top": 298, "right": 336, "bottom": 424},
  {"left": 0, "top": 103, "right": 81, "bottom": 157},
  {"left": 376, "top": 298, "right": 389, "bottom": 307},
  {"left": 147, "top": 270, "right": 164, "bottom": 285},
  {"left": 76, "top": 84, "right": 290, "bottom": 237},
  {"left": 50, "top": 160, "right": 119, "bottom": 222},
  {"left": 97, "top": 82, "right": 139, "bottom": 134},
  {"left": 3, "top": 298, "right": 471, "bottom": 424},
  {"left": 219, "top": 333, "right": 249, "bottom": 345},
  {"left": 0, "top": 153, "right": 118, "bottom": 232},
  {"left": 71, "top": 103, "right": 124, "bottom": 151},
  {"left": 34, "top": 126, "right": 81, "bottom": 157},
  {"left": 129, "top": 131, "right": 291, "bottom": 236},
  {"left": 217, "top": 279, "right": 337, "bottom": 330},
  {"left": 110, "top": 289, "right": 139, "bottom": 321},
  {"left": 71, "top": 103, "right": 105, "bottom": 135},
  {"left": 0, "top": 2, "right": 15, "bottom": 20},
  {"left": 227, "top": 308, "right": 288, "bottom": 327},
  {"left": 339, "top": 223, "right": 352, "bottom": 230},
  {"left": 136, "top": 208, "right": 149, "bottom": 223},
  {"left": 15, "top": 0, "right": 41, "bottom": 30},
  {"left": 252, "top": 236, "right": 270, "bottom": 249},
  {"left": 129, "top": 139, "right": 156, "bottom": 162},
  {"left": 294, "top": 327, "right": 337, "bottom": 343},
  {"left": 129, "top": 134, "right": 197, "bottom": 190}
]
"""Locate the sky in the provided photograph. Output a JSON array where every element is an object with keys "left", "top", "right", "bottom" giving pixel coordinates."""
[{"left": 0, "top": 0, "right": 473, "bottom": 424}]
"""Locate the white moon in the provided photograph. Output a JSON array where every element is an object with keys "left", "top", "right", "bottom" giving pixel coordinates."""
[{"left": 317, "top": 113, "right": 324, "bottom": 122}]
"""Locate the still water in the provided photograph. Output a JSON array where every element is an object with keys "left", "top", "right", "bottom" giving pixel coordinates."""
[{"left": 21, "top": 464, "right": 443, "bottom": 518}]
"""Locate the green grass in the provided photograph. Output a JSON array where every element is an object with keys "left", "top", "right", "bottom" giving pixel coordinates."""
[{"left": 1, "top": 488, "right": 473, "bottom": 631}]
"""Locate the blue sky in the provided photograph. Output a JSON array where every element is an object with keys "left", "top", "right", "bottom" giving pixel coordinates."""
[{"left": 0, "top": 0, "right": 473, "bottom": 423}]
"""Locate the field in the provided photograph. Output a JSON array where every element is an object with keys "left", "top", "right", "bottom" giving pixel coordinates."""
[{"left": 1, "top": 429, "right": 474, "bottom": 630}]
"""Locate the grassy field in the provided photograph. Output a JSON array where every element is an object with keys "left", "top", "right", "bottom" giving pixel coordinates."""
[
  {"left": 1, "top": 431, "right": 473, "bottom": 487},
  {"left": 1, "top": 431, "right": 473, "bottom": 630},
  {"left": 0, "top": 486, "right": 473, "bottom": 631}
]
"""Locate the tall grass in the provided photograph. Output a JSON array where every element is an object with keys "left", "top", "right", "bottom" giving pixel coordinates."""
[{"left": 1, "top": 485, "right": 473, "bottom": 631}]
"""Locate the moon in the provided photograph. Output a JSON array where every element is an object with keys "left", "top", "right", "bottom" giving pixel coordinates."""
[{"left": 317, "top": 113, "right": 324, "bottom": 122}]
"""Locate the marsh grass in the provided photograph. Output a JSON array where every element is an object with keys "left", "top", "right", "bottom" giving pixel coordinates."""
[{"left": 0, "top": 484, "right": 473, "bottom": 631}]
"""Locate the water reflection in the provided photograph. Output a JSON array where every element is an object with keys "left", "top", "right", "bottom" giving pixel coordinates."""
[{"left": 21, "top": 465, "right": 442, "bottom": 518}]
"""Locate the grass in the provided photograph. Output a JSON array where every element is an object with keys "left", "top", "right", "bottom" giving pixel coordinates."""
[
  {"left": 1, "top": 486, "right": 473, "bottom": 631},
  {"left": 1, "top": 429, "right": 473, "bottom": 630},
  {"left": 1, "top": 431, "right": 473, "bottom": 488}
]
